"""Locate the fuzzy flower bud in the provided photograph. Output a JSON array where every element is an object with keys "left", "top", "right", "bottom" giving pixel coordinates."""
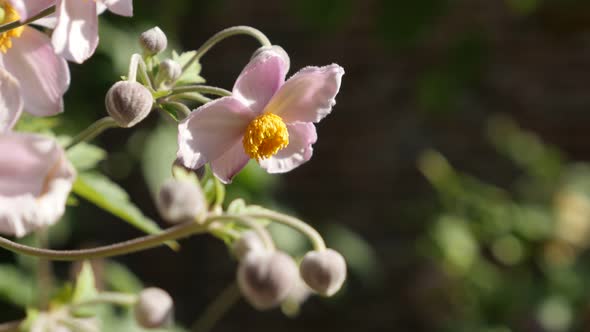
[
  {"left": 105, "top": 81, "right": 153, "bottom": 128},
  {"left": 233, "top": 231, "right": 266, "bottom": 260},
  {"left": 299, "top": 249, "right": 347, "bottom": 297},
  {"left": 156, "top": 178, "right": 207, "bottom": 224},
  {"left": 139, "top": 27, "right": 168, "bottom": 55},
  {"left": 159, "top": 59, "right": 182, "bottom": 83},
  {"left": 135, "top": 287, "right": 174, "bottom": 329},
  {"left": 237, "top": 251, "right": 298, "bottom": 310}
]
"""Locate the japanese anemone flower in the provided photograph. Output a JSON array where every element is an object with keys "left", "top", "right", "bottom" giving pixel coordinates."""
[
  {"left": 8, "top": 0, "right": 133, "bottom": 63},
  {"left": 0, "top": 132, "right": 75, "bottom": 237},
  {"left": 177, "top": 46, "right": 344, "bottom": 183},
  {"left": 0, "top": 0, "right": 69, "bottom": 130}
]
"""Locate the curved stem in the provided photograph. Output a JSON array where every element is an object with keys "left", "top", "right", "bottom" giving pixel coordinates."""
[
  {"left": 160, "top": 101, "right": 191, "bottom": 120},
  {"left": 168, "top": 92, "right": 212, "bottom": 105},
  {"left": 182, "top": 26, "right": 271, "bottom": 73},
  {"left": 128, "top": 54, "right": 153, "bottom": 89},
  {"left": 65, "top": 117, "right": 119, "bottom": 150},
  {"left": 167, "top": 85, "right": 232, "bottom": 99},
  {"left": 242, "top": 211, "right": 326, "bottom": 251},
  {"left": 0, "top": 6, "right": 55, "bottom": 34},
  {"left": 191, "top": 282, "right": 240, "bottom": 332},
  {"left": 232, "top": 216, "right": 275, "bottom": 251},
  {"left": 0, "top": 215, "right": 244, "bottom": 261}
]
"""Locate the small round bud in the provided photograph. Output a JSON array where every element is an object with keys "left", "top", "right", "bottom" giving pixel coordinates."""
[
  {"left": 156, "top": 179, "right": 206, "bottom": 224},
  {"left": 135, "top": 287, "right": 173, "bottom": 329},
  {"left": 159, "top": 59, "right": 182, "bottom": 83},
  {"left": 139, "top": 27, "right": 168, "bottom": 55},
  {"left": 237, "top": 251, "right": 298, "bottom": 310},
  {"left": 105, "top": 81, "right": 153, "bottom": 128},
  {"left": 300, "top": 249, "right": 347, "bottom": 297},
  {"left": 233, "top": 231, "right": 266, "bottom": 260}
]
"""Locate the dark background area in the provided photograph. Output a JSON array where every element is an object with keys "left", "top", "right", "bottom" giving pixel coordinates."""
[{"left": 7, "top": 0, "right": 590, "bottom": 331}]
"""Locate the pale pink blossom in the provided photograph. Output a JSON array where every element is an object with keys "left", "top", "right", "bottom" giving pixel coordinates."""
[
  {"left": 9, "top": 0, "right": 133, "bottom": 63},
  {"left": 0, "top": 132, "right": 76, "bottom": 237},
  {"left": 177, "top": 46, "right": 344, "bottom": 183},
  {"left": 0, "top": 2, "right": 69, "bottom": 131}
]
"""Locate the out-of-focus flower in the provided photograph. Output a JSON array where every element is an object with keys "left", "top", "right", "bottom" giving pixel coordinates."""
[
  {"left": 0, "top": 1, "right": 69, "bottom": 130},
  {"left": 0, "top": 132, "right": 76, "bottom": 237},
  {"left": 177, "top": 46, "right": 344, "bottom": 183},
  {"left": 30, "top": 311, "right": 99, "bottom": 332},
  {"left": 135, "top": 287, "right": 174, "bottom": 329},
  {"left": 10, "top": 0, "right": 133, "bottom": 63}
]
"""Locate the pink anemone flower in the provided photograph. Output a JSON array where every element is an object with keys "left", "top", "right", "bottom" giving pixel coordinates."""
[
  {"left": 0, "top": 1, "right": 69, "bottom": 130},
  {"left": 9, "top": 0, "right": 133, "bottom": 63},
  {"left": 177, "top": 46, "right": 344, "bottom": 183},
  {"left": 0, "top": 132, "right": 76, "bottom": 237}
]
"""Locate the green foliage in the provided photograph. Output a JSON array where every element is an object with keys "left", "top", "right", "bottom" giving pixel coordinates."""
[
  {"left": 171, "top": 51, "right": 205, "bottom": 86},
  {"left": 71, "top": 262, "right": 99, "bottom": 317},
  {"left": 67, "top": 143, "right": 107, "bottom": 172},
  {"left": 73, "top": 172, "right": 176, "bottom": 249},
  {"left": 0, "top": 265, "right": 33, "bottom": 307}
]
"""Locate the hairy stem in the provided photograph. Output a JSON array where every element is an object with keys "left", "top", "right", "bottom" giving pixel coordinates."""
[
  {"left": 242, "top": 211, "right": 327, "bottom": 251},
  {"left": 0, "top": 6, "right": 55, "bottom": 34},
  {"left": 70, "top": 292, "right": 138, "bottom": 310},
  {"left": 65, "top": 117, "right": 119, "bottom": 150},
  {"left": 182, "top": 26, "right": 271, "bottom": 73},
  {"left": 167, "top": 85, "right": 232, "bottom": 99}
]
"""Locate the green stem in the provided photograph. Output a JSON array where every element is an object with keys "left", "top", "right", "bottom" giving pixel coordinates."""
[
  {"left": 65, "top": 117, "right": 118, "bottom": 150},
  {"left": 0, "top": 215, "right": 238, "bottom": 261},
  {"left": 167, "top": 85, "right": 232, "bottom": 99},
  {"left": 36, "top": 230, "right": 53, "bottom": 310},
  {"left": 71, "top": 292, "right": 137, "bottom": 309},
  {"left": 182, "top": 26, "right": 271, "bottom": 73},
  {"left": 213, "top": 178, "right": 225, "bottom": 210},
  {"left": 191, "top": 282, "right": 241, "bottom": 332},
  {"left": 242, "top": 211, "right": 326, "bottom": 251},
  {"left": 160, "top": 101, "right": 192, "bottom": 120},
  {"left": 232, "top": 216, "right": 275, "bottom": 251},
  {"left": 168, "top": 92, "right": 212, "bottom": 105},
  {"left": 128, "top": 53, "right": 153, "bottom": 89},
  {"left": 0, "top": 6, "right": 55, "bottom": 34}
]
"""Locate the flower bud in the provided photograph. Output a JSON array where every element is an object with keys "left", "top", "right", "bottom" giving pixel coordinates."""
[
  {"left": 237, "top": 251, "right": 298, "bottom": 310},
  {"left": 105, "top": 81, "right": 153, "bottom": 128},
  {"left": 299, "top": 249, "right": 347, "bottom": 297},
  {"left": 135, "top": 287, "right": 173, "bottom": 329},
  {"left": 139, "top": 27, "right": 167, "bottom": 55},
  {"left": 159, "top": 59, "right": 182, "bottom": 83},
  {"left": 156, "top": 178, "right": 207, "bottom": 224},
  {"left": 233, "top": 231, "right": 266, "bottom": 260},
  {"left": 251, "top": 45, "right": 290, "bottom": 71}
]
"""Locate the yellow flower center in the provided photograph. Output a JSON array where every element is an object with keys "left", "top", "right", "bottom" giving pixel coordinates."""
[
  {"left": 242, "top": 113, "right": 289, "bottom": 160},
  {"left": 0, "top": 2, "right": 24, "bottom": 54}
]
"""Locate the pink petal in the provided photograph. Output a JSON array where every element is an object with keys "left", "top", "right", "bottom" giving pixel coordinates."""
[
  {"left": 101, "top": 0, "right": 132, "bottom": 16},
  {"left": 3, "top": 27, "right": 70, "bottom": 116},
  {"left": 8, "top": 0, "right": 54, "bottom": 21},
  {"left": 177, "top": 97, "right": 254, "bottom": 170},
  {"left": 259, "top": 122, "right": 317, "bottom": 174},
  {"left": 210, "top": 140, "right": 250, "bottom": 184},
  {"left": 268, "top": 64, "right": 344, "bottom": 123},
  {"left": 0, "top": 67, "right": 23, "bottom": 131},
  {"left": 0, "top": 132, "right": 75, "bottom": 237},
  {"left": 233, "top": 46, "right": 290, "bottom": 114},
  {"left": 52, "top": 0, "right": 98, "bottom": 63}
]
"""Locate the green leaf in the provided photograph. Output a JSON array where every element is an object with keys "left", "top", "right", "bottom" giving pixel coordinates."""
[
  {"left": 172, "top": 50, "right": 205, "bottom": 85},
  {"left": 71, "top": 262, "right": 99, "bottom": 317},
  {"left": 66, "top": 143, "right": 107, "bottom": 171},
  {"left": 0, "top": 264, "right": 33, "bottom": 307},
  {"left": 104, "top": 261, "right": 143, "bottom": 294},
  {"left": 73, "top": 172, "right": 178, "bottom": 249},
  {"left": 141, "top": 122, "right": 178, "bottom": 198}
]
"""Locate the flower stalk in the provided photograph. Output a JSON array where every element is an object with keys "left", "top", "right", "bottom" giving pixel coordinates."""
[
  {"left": 65, "top": 117, "right": 119, "bottom": 150},
  {"left": 0, "top": 6, "right": 55, "bottom": 34}
]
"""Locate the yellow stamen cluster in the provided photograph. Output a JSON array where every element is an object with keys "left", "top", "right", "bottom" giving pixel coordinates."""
[
  {"left": 242, "top": 113, "right": 289, "bottom": 160},
  {"left": 0, "top": 2, "right": 24, "bottom": 54}
]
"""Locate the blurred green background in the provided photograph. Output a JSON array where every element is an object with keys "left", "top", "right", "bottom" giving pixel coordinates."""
[{"left": 8, "top": 0, "right": 590, "bottom": 331}]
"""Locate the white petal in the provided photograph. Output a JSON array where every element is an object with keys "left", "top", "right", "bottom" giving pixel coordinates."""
[
  {"left": 177, "top": 97, "right": 254, "bottom": 170},
  {"left": 232, "top": 46, "right": 290, "bottom": 114},
  {"left": 52, "top": 0, "right": 99, "bottom": 63},
  {"left": 101, "top": 0, "right": 132, "bottom": 16},
  {"left": 210, "top": 140, "right": 250, "bottom": 184},
  {"left": 4, "top": 27, "right": 70, "bottom": 116},
  {"left": 0, "top": 132, "right": 75, "bottom": 237},
  {"left": 259, "top": 122, "right": 317, "bottom": 173},
  {"left": 267, "top": 64, "right": 344, "bottom": 123},
  {"left": 0, "top": 67, "right": 22, "bottom": 131}
]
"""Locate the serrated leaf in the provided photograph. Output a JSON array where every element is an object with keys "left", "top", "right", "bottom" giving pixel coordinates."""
[
  {"left": 172, "top": 50, "right": 205, "bottom": 85},
  {"left": 66, "top": 143, "right": 107, "bottom": 171},
  {"left": 73, "top": 172, "right": 179, "bottom": 249}
]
